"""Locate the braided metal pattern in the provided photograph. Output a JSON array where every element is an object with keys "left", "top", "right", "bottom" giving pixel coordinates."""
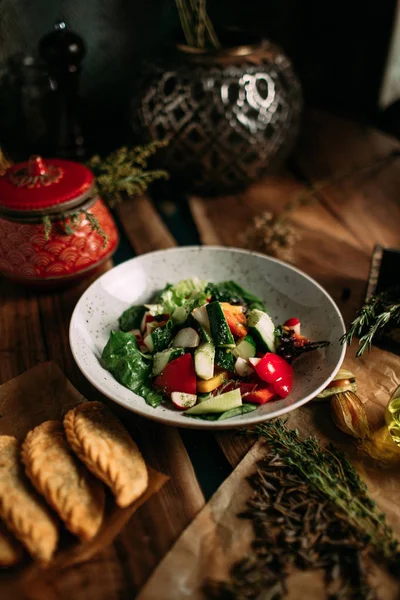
[{"left": 133, "top": 43, "right": 302, "bottom": 193}]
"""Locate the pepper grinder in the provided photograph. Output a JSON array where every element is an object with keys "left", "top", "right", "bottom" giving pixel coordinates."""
[{"left": 39, "top": 20, "right": 86, "bottom": 160}]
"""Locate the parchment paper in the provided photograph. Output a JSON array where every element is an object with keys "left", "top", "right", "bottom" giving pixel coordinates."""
[
  {"left": 139, "top": 346, "right": 400, "bottom": 600},
  {"left": 0, "top": 362, "right": 168, "bottom": 600}
]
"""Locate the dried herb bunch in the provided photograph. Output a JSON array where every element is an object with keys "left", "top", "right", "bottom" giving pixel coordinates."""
[
  {"left": 176, "top": 0, "right": 220, "bottom": 49},
  {"left": 87, "top": 142, "right": 169, "bottom": 208},
  {"left": 206, "top": 420, "right": 400, "bottom": 600},
  {"left": 342, "top": 286, "right": 400, "bottom": 357},
  {"left": 242, "top": 212, "right": 300, "bottom": 263},
  {"left": 242, "top": 149, "right": 400, "bottom": 264}
]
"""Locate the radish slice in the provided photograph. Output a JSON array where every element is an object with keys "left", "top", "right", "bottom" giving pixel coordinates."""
[
  {"left": 283, "top": 318, "right": 301, "bottom": 336},
  {"left": 172, "top": 327, "right": 200, "bottom": 348},
  {"left": 235, "top": 357, "right": 255, "bottom": 378},
  {"left": 249, "top": 357, "right": 262, "bottom": 367},
  {"left": 171, "top": 392, "right": 197, "bottom": 409},
  {"left": 192, "top": 304, "right": 211, "bottom": 331}
]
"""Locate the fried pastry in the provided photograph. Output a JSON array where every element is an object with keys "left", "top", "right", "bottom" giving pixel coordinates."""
[
  {"left": 0, "top": 436, "right": 58, "bottom": 563},
  {"left": 0, "top": 521, "right": 23, "bottom": 567},
  {"left": 64, "top": 402, "right": 148, "bottom": 507},
  {"left": 21, "top": 421, "right": 105, "bottom": 542}
]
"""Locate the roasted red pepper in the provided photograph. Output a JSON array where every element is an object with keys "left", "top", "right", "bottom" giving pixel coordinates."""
[
  {"left": 252, "top": 352, "right": 293, "bottom": 398},
  {"left": 220, "top": 302, "right": 248, "bottom": 338},
  {"left": 153, "top": 353, "right": 196, "bottom": 396},
  {"left": 220, "top": 381, "right": 257, "bottom": 395},
  {"left": 243, "top": 385, "right": 275, "bottom": 404}
]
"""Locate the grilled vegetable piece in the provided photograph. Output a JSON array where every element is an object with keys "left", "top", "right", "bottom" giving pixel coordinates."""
[
  {"left": 247, "top": 309, "right": 276, "bottom": 353},
  {"left": 153, "top": 353, "right": 196, "bottom": 396},
  {"left": 215, "top": 347, "right": 235, "bottom": 372},
  {"left": 194, "top": 342, "right": 215, "bottom": 380},
  {"left": 186, "top": 388, "right": 242, "bottom": 415},
  {"left": 207, "top": 302, "right": 235, "bottom": 348},
  {"left": 197, "top": 371, "right": 229, "bottom": 393},
  {"left": 152, "top": 348, "right": 185, "bottom": 377},
  {"left": 144, "top": 325, "right": 174, "bottom": 353},
  {"left": 233, "top": 335, "right": 256, "bottom": 360}
]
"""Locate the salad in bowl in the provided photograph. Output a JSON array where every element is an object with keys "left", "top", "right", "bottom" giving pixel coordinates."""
[{"left": 101, "top": 277, "right": 329, "bottom": 422}]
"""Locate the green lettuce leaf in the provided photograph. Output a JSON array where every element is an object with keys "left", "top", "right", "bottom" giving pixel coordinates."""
[
  {"left": 119, "top": 305, "right": 146, "bottom": 332},
  {"left": 205, "top": 281, "right": 265, "bottom": 311},
  {"left": 150, "top": 277, "right": 208, "bottom": 315},
  {"left": 101, "top": 331, "right": 163, "bottom": 407}
]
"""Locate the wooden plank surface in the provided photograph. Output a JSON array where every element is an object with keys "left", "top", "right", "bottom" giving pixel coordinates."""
[
  {"left": 0, "top": 239, "right": 205, "bottom": 598},
  {"left": 293, "top": 110, "right": 400, "bottom": 252},
  {"left": 1, "top": 110, "right": 399, "bottom": 597}
]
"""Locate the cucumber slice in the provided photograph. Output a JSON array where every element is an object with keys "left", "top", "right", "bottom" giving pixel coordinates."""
[
  {"left": 185, "top": 388, "right": 242, "bottom": 415},
  {"left": 215, "top": 347, "right": 235, "bottom": 372},
  {"left": 192, "top": 304, "right": 211, "bottom": 331},
  {"left": 144, "top": 325, "right": 173, "bottom": 353},
  {"left": 172, "top": 298, "right": 201, "bottom": 325},
  {"left": 198, "top": 392, "right": 212, "bottom": 402},
  {"left": 247, "top": 309, "right": 276, "bottom": 352},
  {"left": 217, "top": 403, "right": 257, "bottom": 420},
  {"left": 152, "top": 348, "right": 185, "bottom": 377},
  {"left": 233, "top": 334, "right": 256, "bottom": 359},
  {"left": 198, "top": 323, "right": 213, "bottom": 344},
  {"left": 172, "top": 327, "right": 200, "bottom": 348},
  {"left": 207, "top": 302, "right": 235, "bottom": 348},
  {"left": 194, "top": 342, "right": 215, "bottom": 380}
]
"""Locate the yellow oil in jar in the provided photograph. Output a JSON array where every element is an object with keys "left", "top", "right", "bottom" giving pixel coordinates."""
[{"left": 385, "top": 384, "right": 400, "bottom": 447}]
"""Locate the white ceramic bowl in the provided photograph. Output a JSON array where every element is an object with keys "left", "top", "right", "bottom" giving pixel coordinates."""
[{"left": 70, "top": 246, "right": 346, "bottom": 429}]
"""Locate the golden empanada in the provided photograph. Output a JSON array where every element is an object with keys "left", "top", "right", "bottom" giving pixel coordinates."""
[
  {"left": 0, "top": 521, "right": 23, "bottom": 567},
  {"left": 64, "top": 402, "right": 148, "bottom": 507},
  {"left": 0, "top": 436, "right": 58, "bottom": 563},
  {"left": 22, "top": 421, "right": 105, "bottom": 542}
]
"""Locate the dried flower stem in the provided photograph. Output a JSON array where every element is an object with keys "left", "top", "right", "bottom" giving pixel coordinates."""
[{"left": 176, "top": 0, "right": 220, "bottom": 49}]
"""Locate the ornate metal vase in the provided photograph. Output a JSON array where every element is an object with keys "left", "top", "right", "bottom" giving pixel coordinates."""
[{"left": 132, "top": 33, "right": 302, "bottom": 195}]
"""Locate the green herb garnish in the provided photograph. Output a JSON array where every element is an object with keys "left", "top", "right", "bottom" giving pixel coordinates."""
[
  {"left": 206, "top": 419, "right": 400, "bottom": 599},
  {"left": 342, "top": 286, "right": 400, "bottom": 356},
  {"left": 206, "top": 281, "right": 265, "bottom": 311}
]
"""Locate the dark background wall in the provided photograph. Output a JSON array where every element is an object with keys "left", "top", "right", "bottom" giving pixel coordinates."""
[{"left": 0, "top": 0, "right": 397, "bottom": 157}]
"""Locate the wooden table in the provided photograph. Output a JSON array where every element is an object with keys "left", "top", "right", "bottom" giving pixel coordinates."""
[{"left": 1, "top": 110, "right": 399, "bottom": 599}]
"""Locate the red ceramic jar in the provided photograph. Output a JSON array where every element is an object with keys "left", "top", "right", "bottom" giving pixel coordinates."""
[{"left": 0, "top": 155, "right": 119, "bottom": 287}]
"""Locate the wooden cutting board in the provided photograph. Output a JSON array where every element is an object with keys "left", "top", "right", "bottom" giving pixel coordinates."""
[{"left": 0, "top": 362, "right": 167, "bottom": 600}]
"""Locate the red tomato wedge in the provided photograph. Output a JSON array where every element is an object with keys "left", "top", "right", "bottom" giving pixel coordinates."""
[
  {"left": 220, "top": 302, "right": 248, "bottom": 338},
  {"left": 243, "top": 385, "right": 275, "bottom": 404},
  {"left": 153, "top": 353, "right": 196, "bottom": 396},
  {"left": 252, "top": 353, "right": 293, "bottom": 398}
]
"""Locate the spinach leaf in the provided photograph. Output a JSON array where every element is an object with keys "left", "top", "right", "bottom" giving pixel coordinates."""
[
  {"left": 206, "top": 281, "right": 265, "bottom": 311},
  {"left": 119, "top": 305, "right": 146, "bottom": 332},
  {"left": 101, "top": 331, "right": 163, "bottom": 407}
]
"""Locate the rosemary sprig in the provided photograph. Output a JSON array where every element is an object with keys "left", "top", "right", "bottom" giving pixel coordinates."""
[
  {"left": 207, "top": 420, "right": 399, "bottom": 599},
  {"left": 342, "top": 286, "right": 400, "bottom": 356},
  {"left": 253, "top": 420, "right": 400, "bottom": 568},
  {"left": 43, "top": 215, "right": 52, "bottom": 241},
  {"left": 87, "top": 142, "right": 169, "bottom": 208}
]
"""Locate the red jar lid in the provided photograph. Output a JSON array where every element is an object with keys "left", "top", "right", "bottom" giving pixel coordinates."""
[{"left": 0, "top": 155, "right": 94, "bottom": 216}]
